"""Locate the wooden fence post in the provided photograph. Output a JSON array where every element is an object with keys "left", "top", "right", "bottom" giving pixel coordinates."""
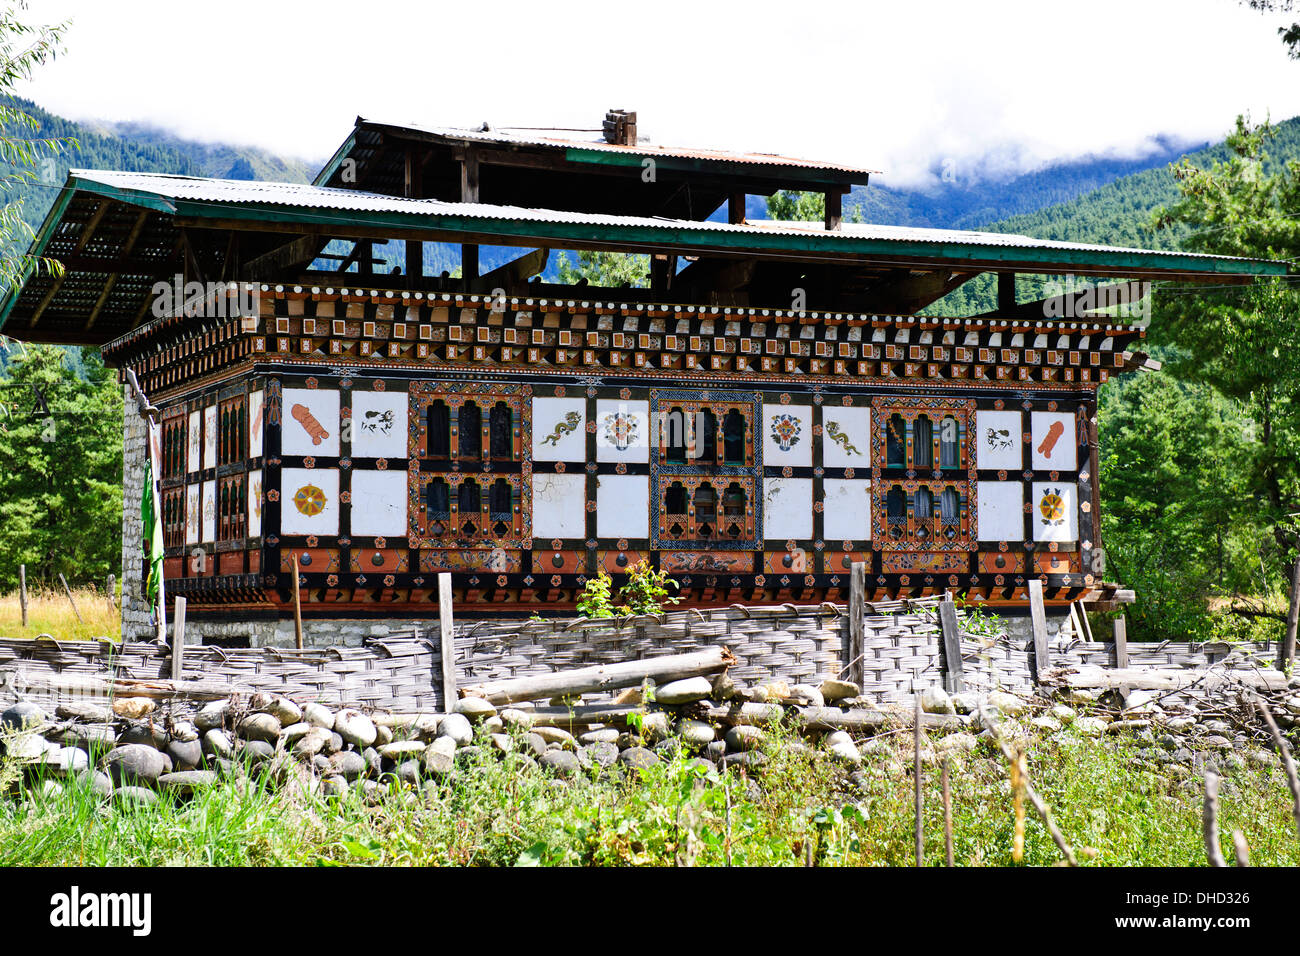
[
  {"left": 1027, "top": 579, "right": 1049, "bottom": 682},
  {"left": 848, "top": 562, "right": 865, "bottom": 687},
  {"left": 914, "top": 693, "right": 924, "bottom": 867},
  {"left": 291, "top": 553, "right": 303, "bottom": 650},
  {"left": 172, "top": 596, "right": 187, "bottom": 680},
  {"left": 1279, "top": 557, "right": 1300, "bottom": 672},
  {"left": 1113, "top": 615, "right": 1129, "bottom": 668},
  {"left": 107, "top": 573, "right": 116, "bottom": 612},
  {"left": 58, "top": 573, "right": 83, "bottom": 625},
  {"left": 938, "top": 597, "right": 964, "bottom": 694},
  {"left": 18, "top": 564, "right": 28, "bottom": 628},
  {"left": 438, "top": 572, "right": 457, "bottom": 705}
]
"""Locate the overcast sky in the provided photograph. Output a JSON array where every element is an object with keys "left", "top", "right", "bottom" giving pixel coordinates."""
[{"left": 18, "top": 0, "right": 1300, "bottom": 189}]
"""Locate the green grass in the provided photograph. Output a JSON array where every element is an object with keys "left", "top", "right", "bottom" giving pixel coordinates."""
[{"left": 2, "top": 721, "right": 1297, "bottom": 867}]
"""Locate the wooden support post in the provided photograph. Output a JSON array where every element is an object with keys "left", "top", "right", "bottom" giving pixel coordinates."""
[
  {"left": 438, "top": 572, "right": 456, "bottom": 704},
  {"left": 18, "top": 564, "right": 28, "bottom": 628},
  {"left": 914, "top": 693, "right": 924, "bottom": 867},
  {"left": 1113, "top": 614, "right": 1129, "bottom": 668},
  {"left": 291, "top": 553, "right": 303, "bottom": 650},
  {"left": 1027, "top": 579, "right": 1049, "bottom": 682},
  {"left": 1279, "top": 556, "right": 1300, "bottom": 672},
  {"left": 107, "top": 573, "right": 116, "bottom": 612},
  {"left": 462, "top": 243, "right": 479, "bottom": 283},
  {"left": 824, "top": 189, "right": 842, "bottom": 231},
  {"left": 848, "top": 561, "right": 865, "bottom": 687},
  {"left": 938, "top": 597, "right": 964, "bottom": 693},
  {"left": 728, "top": 192, "right": 747, "bottom": 225},
  {"left": 58, "top": 573, "right": 83, "bottom": 624},
  {"left": 997, "top": 272, "right": 1017, "bottom": 314},
  {"left": 172, "top": 596, "right": 186, "bottom": 680}
]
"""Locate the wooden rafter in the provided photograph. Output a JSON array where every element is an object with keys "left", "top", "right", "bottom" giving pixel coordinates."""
[
  {"left": 84, "top": 210, "right": 149, "bottom": 333},
  {"left": 29, "top": 199, "right": 110, "bottom": 327}
]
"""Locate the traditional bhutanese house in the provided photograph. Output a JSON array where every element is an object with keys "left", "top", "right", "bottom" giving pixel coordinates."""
[{"left": 0, "top": 111, "right": 1283, "bottom": 646}]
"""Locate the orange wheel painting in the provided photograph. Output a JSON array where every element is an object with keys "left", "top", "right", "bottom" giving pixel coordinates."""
[
  {"left": 294, "top": 484, "right": 327, "bottom": 517},
  {"left": 1038, "top": 491, "right": 1065, "bottom": 523}
]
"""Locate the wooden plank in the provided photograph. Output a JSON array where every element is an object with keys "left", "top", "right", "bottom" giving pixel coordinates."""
[
  {"left": 1113, "top": 614, "right": 1129, "bottom": 668},
  {"left": 848, "top": 561, "right": 865, "bottom": 687},
  {"left": 1027, "top": 578, "right": 1049, "bottom": 681},
  {"left": 938, "top": 597, "right": 964, "bottom": 693},
  {"left": 1280, "top": 557, "right": 1300, "bottom": 672},
  {"left": 291, "top": 553, "right": 303, "bottom": 650},
  {"left": 172, "top": 596, "right": 186, "bottom": 680},
  {"left": 438, "top": 572, "right": 456, "bottom": 704}
]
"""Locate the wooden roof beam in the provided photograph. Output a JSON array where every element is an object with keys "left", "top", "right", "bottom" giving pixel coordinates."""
[{"left": 29, "top": 199, "right": 110, "bottom": 327}]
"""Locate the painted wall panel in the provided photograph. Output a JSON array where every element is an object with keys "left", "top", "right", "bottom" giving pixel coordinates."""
[
  {"left": 351, "top": 469, "right": 408, "bottom": 536},
  {"left": 531, "top": 397, "right": 587, "bottom": 462},
  {"left": 977, "top": 481, "right": 1024, "bottom": 541},
  {"left": 351, "top": 390, "right": 408, "bottom": 459},
  {"left": 280, "top": 467, "right": 340, "bottom": 536},
  {"left": 762, "top": 403, "right": 813, "bottom": 467},
  {"left": 974, "top": 410, "right": 1022, "bottom": 471},
  {"left": 187, "top": 410, "right": 201, "bottom": 470},
  {"left": 202, "top": 405, "right": 217, "bottom": 470},
  {"left": 201, "top": 479, "right": 216, "bottom": 542},
  {"left": 822, "top": 479, "right": 872, "bottom": 541},
  {"left": 185, "top": 483, "right": 200, "bottom": 545},
  {"left": 282, "top": 388, "right": 340, "bottom": 457},
  {"left": 595, "top": 475, "right": 649, "bottom": 538},
  {"left": 247, "top": 469, "right": 262, "bottom": 538},
  {"left": 248, "top": 389, "right": 265, "bottom": 458},
  {"left": 1030, "top": 411, "right": 1077, "bottom": 471},
  {"left": 820, "top": 406, "right": 870, "bottom": 468},
  {"left": 595, "top": 399, "right": 650, "bottom": 463},
  {"left": 763, "top": 477, "right": 813, "bottom": 540},
  {"left": 1031, "top": 481, "right": 1079, "bottom": 542},
  {"left": 531, "top": 473, "right": 586, "bottom": 539}
]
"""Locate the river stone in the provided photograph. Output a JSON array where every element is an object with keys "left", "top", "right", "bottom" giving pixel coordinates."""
[
  {"left": 1049, "top": 704, "right": 1077, "bottom": 724},
  {"left": 328, "top": 750, "right": 368, "bottom": 780},
  {"left": 526, "top": 732, "right": 549, "bottom": 758},
  {"left": 1074, "top": 716, "right": 1107, "bottom": 737},
  {"left": 374, "top": 723, "right": 393, "bottom": 747},
  {"left": 820, "top": 679, "right": 860, "bottom": 702},
  {"left": 49, "top": 746, "right": 90, "bottom": 776},
  {"left": 56, "top": 701, "right": 110, "bottom": 722},
  {"left": 379, "top": 740, "right": 428, "bottom": 762},
  {"left": 166, "top": 738, "right": 202, "bottom": 771},
  {"left": 935, "top": 732, "right": 979, "bottom": 754},
  {"left": 639, "top": 711, "right": 672, "bottom": 743},
  {"left": 722, "top": 751, "right": 767, "bottom": 769},
  {"left": 239, "top": 712, "right": 282, "bottom": 744},
  {"left": 711, "top": 672, "right": 738, "bottom": 700},
  {"left": 119, "top": 721, "right": 169, "bottom": 750},
  {"left": 654, "top": 677, "right": 714, "bottom": 706},
  {"left": 500, "top": 708, "right": 532, "bottom": 730},
  {"left": 262, "top": 696, "right": 302, "bottom": 725},
  {"left": 823, "top": 730, "right": 861, "bottom": 766},
  {"left": 280, "top": 722, "right": 314, "bottom": 746},
  {"left": 704, "top": 741, "right": 727, "bottom": 763},
  {"left": 724, "top": 725, "right": 765, "bottom": 752},
  {"left": 321, "top": 775, "right": 349, "bottom": 797},
  {"left": 1030, "top": 715, "right": 1063, "bottom": 734},
  {"left": 1, "top": 702, "right": 46, "bottom": 732},
  {"left": 540, "top": 749, "right": 580, "bottom": 778},
  {"left": 617, "top": 746, "right": 660, "bottom": 770},
  {"left": 159, "top": 770, "right": 217, "bottom": 794},
  {"left": 423, "top": 737, "right": 457, "bottom": 775},
  {"left": 455, "top": 696, "right": 498, "bottom": 720},
  {"left": 239, "top": 740, "right": 275, "bottom": 763},
  {"left": 1165, "top": 716, "right": 1197, "bottom": 732},
  {"left": 678, "top": 719, "right": 715, "bottom": 747},
  {"left": 395, "top": 759, "right": 424, "bottom": 785},
  {"left": 194, "top": 700, "right": 228, "bottom": 731},
  {"left": 6, "top": 733, "right": 49, "bottom": 762},
  {"left": 758, "top": 681, "right": 791, "bottom": 702},
  {"left": 579, "top": 741, "right": 619, "bottom": 769},
  {"left": 303, "top": 703, "right": 335, "bottom": 729},
  {"left": 532, "top": 725, "right": 576, "bottom": 749},
  {"left": 104, "top": 744, "right": 167, "bottom": 784},
  {"left": 438, "top": 712, "right": 474, "bottom": 747},
  {"left": 114, "top": 786, "right": 159, "bottom": 807},
  {"left": 790, "top": 684, "right": 825, "bottom": 708},
  {"left": 202, "top": 729, "right": 235, "bottom": 759},
  {"left": 112, "top": 697, "right": 156, "bottom": 719},
  {"left": 921, "top": 686, "right": 956, "bottom": 715},
  {"left": 334, "top": 710, "right": 378, "bottom": 748},
  {"left": 952, "top": 693, "right": 982, "bottom": 715},
  {"left": 488, "top": 733, "right": 514, "bottom": 755},
  {"left": 72, "top": 769, "right": 113, "bottom": 798},
  {"left": 653, "top": 738, "right": 682, "bottom": 761},
  {"left": 482, "top": 716, "right": 505, "bottom": 735},
  {"left": 986, "top": 691, "right": 1028, "bottom": 716},
  {"left": 580, "top": 728, "right": 620, "bottom": 745}
]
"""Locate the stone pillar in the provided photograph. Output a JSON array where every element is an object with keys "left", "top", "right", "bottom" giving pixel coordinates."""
[{"left": 119, "top": 389, "right": 152, "bottom": 641}]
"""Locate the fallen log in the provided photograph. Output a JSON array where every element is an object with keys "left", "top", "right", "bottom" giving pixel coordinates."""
[
  {"left": 459, "top": 646, "right": 736, "bottom": 705},
  {"left": 6, "top": 672, "right": 241, "bottom": 703},
  {"left": 1055, "top": 665, "right": 1288, "bottom": 693},
  {"left": 526, "top": 700, "right": 963, "bottom": 734}
]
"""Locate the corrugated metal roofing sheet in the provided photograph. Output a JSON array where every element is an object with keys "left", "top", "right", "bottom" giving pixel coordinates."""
[
  {"left": 353, "top": 116, "right": 882, "bottom": 175},
  {"left": 70, "top": 168, "right": 1263, "bottom": 265}
]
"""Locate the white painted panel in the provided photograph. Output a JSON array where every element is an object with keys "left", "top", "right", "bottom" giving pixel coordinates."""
[
  {"left": 201, "top": 479, "right": 216, "bottom": 542},
  {"left": 350, "top": 469, "right": 408, "bottom": 536},
  {"left": 247, "top": 469, "right": 262, "bottom": 538},
  {"left": 351, "top": 390, "right": 408, "bottom": 459},
  {"left": 1030, "top": 411, "right": 1077, "bottom": 471},
  {"left": 1031, "top": 482, "right": 1079, "bottom": 543},
  {"left": 762, "top": 404, "right": 813, "bottom": 467},
  {"left": 280, "top": 467, "right": 340, "bottom": 536},
  {"left": 595, "top": 399, "right": 650, "bottom": 463},
  {"left": 596, "top": 475, "right": 649, "bottom": 538},
  {"left": 282, "top": 388, "right": 340, "bottom": 457},
  {"left": 187, "top": 411, "right": 201, "bottom": 471},
  {"left": 974, "top": 410, "right": 1022, "bottom": 471},
  {"left": 531, "top": 397, "right": 587, "bottom": 462},
  {"left": 202, "top": 405, "right": 217, "bottom": 470},
  {"left": 531, "top": 473, "right": 587, "bottom": 539},
  {"left": 248, "top": 390, "right": 265, "bottom": 458},
  {"left": 820, "top": 406, "right": 870, "bottom": 468},
  {"left": 822, "top": 479, "right": 872, "bottom": 541},
  {"left": 763, "top": 477, "right": 813, "bottom": 540},
  {"left": 185, "top": 483, "right": 200, "bottom": 545},
  {"left": 977, "top": 481, "right": 1024, "bottom": 541}
]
